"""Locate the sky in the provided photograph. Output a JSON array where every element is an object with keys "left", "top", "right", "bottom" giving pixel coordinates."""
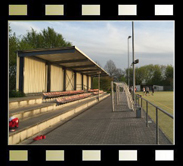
[{"left": 9, "top": 21, "right": 174, "bottom": 70}]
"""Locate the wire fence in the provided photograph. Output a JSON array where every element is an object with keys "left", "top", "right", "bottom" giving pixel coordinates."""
[{"left": 135, "top": 94, "right": 174, "bottom": 144}]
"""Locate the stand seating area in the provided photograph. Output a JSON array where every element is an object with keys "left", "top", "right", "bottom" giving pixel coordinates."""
[
  {"left": 56, "top": 93, "right": 92, "bottom": 105},
  {"left": 88, "top": 89, "right": 99, "bottom": 92},
  {"left": 9, "top": 89, "right": 109, "bottom": 145},
  {"left": 93, "top": 90, "right": 104, "bottom": 95},
  {"left": 43, "top": 90, "right": 84, "bottom": 99}
]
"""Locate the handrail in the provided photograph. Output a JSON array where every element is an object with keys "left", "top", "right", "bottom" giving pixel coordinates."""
[
  {"left": 136, "top": 94, "right": 173, "bottom": 119},
  {"left": 136, "top": 94, "right": 173, "bottom": 144}
]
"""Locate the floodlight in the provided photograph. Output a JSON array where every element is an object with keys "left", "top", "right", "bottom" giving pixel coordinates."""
[{"left": 132, "top": 59, "right": 139, "bottom": 64}]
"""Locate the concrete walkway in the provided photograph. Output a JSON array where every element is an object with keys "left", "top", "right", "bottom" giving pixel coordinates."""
[{"left": 31, "top": 92, "right": 171, "bottom": 145}]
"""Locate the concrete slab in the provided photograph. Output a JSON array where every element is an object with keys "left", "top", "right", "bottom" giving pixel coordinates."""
[
  {"left": 30, "top": 93, "right": 171, "bottom": 145},
  {"left": 9, "top": 93, "right": 110, "bottom": 145}
]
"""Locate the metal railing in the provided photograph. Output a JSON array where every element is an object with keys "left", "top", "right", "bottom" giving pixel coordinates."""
[
  {"left": 135, "top": 94, "right": 174, "bottom": 144},
  {"left": 122, "top": 82, "right": 134, "bottom": 110}
]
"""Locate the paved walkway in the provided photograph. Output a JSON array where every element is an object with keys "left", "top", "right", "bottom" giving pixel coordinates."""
[{"left": 31, "top": 92, "right": 171, "bottom": 145}]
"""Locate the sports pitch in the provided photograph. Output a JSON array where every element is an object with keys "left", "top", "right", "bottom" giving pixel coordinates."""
[{"left": 136, "top": 91, "right": 174, "bottom": 143}]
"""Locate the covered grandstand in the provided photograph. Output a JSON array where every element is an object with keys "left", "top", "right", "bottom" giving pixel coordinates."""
[{"left": 16, "top": 46, "right": 110, "bottom": 94}]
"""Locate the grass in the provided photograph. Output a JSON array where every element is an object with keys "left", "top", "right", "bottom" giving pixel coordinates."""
[{"left": 136, "top": 91, "right": 174, "bottom": 143}]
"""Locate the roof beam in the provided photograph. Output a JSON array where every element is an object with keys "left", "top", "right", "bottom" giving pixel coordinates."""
[
  {"left": 18, "top": 48, "right": 75, "bottom": 57},
  {"left": 82, "top": 71, "right": 101, "bottom": 75},
  {"left": 54, "top": 59, "right": 89, "bottom": 64},
  {"left": 67, "top": 65, "right": 96, "bottom": 69},
  {"left": 90, "top": 74, "right": 108, "bottom": 77},
  {"left": 78, "top": 69, "right": 100, "bottom": 72}
]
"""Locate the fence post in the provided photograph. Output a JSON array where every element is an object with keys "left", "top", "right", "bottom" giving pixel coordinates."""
[
  {"left": 141, "top": 97, "right": 143, "bottom": 113},
  {"left": 146, "top": 101, "right": 148, "bottom": 127},
  {"left": 156, "top": 107, "right": 159, "bottom": 144},
  {"left": 117, "top": 85, "right": 119, "bottom": 105}
]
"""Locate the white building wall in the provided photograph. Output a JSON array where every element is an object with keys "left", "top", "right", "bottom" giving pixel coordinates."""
[
  {"left": 23, "top": 57, "right": 46, "bottom": 93},
  {"left": 88, "top": 76, "right": 91, "bottom": 89},
  {"left": 83, "top": 75, "right": 87, "bottom": 90},
  {"left": 76, "top": 72, "right": 82, "bottom": 90},
  {"left": 50, "top": 65, "right": 63, "bottom": 91},
  {"left": 66, "top": 70, "right": 74, "bottom": 91}
]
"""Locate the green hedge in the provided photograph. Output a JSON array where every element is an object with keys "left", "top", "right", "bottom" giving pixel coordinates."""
[{"left": 9, "top": 90, "right": 26, "bottom": 98}]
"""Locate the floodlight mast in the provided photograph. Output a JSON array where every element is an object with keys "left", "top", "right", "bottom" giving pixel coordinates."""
[
  {"left": 132, "top": 21, "right": 135, "bottom": 102},
  {"left": 127, "top": 36, "right": 131, "bottom": 88}
]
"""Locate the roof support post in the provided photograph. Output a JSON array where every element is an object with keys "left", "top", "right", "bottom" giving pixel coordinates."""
[
  {"left": 63, "top": 68, "right": 66, "bottom": 91},
  {"left": 47, "top": 63, "right": 51, "bottom": 92},
  {"left": 81, "top": 74, "right": 83, "bottom": 90},
  {"left": 87, "top": 75, "right": 89, "bottom": 90},
  {"left": 98, "top": 71, "right": 101, "bottom": 101},
  {"left": 74, "top": 71, "right": 76, "bottom": 90},
  {"left": 111, "top": 81, "right": 114, "bottom": 112},
  {"left": 91, "top": 77, "right": 93, "bottom": 89},
  {"left": 19, "top": 56, "right": 24, "bottom": 93}
]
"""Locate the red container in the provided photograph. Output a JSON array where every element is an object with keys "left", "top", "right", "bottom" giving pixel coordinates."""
[{"left": 9, "top": 117, "right": 19, "bottom": 129}]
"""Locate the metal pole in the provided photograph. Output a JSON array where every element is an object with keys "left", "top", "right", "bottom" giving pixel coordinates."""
[
  {"left": 141, "top": 97, "right": 143, "bottom": 116},
  {"left": 128, "top": 38, "right": 130, "bottom": 87},
  {"left": 156, "top": 107, "right": 159, "bottom": 144},
  {"left": 111, "top": 81, "right": 114, "bottom": 112},
  {"left": 132, "top": 21, "right": 135, "bottom": 102},
  {"left": 146, "top": 101, "right": 149, "bottom": 127},
  {"left": 117, "top": 85, "right": 119, "bottom": 105}
]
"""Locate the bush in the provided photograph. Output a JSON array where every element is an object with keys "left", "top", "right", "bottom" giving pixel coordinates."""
[{"left": 9, "top": 90, "right": 26, "bottom": 98}]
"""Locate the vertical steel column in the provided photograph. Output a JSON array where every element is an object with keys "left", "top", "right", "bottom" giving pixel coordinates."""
[
  {"left": 146, "top": 101, "right": 149, "bottom": 127},
  {"left": 19, "top": 56, "right": 24, "bottom": 93},
  {"left": 111, "top": 81, "right": 114, "bottom": 112},
  {"left": 47, "top": 63, "right": 51, "bottom": 92},
  {"left": 116, "top": 85, "right": 118, "bottom": 105},
  {"left": 91, "top": 77, "right": 93, "bottom": 89},
  {"left": 156, "top": 107, "right": 159, "bottom": 144},
  {"left": 141, "top": 97, "right": 143, "bottom": 112},
  {"left": 132, "top": 21, "right": 135, "bottom": 102},
  {"left": 63, "top": 68, "right": 66, "bottom": 91},
  {"left": 74, "top": 71, "right": 76, "bottom": 90},
  {"left": 81, "top": 74, "right": 83, "bottom": 90},
  {"left": 98, "top": 72, "right": 100, "bottom": 101},
  {"left": 87, "top": 75, "right": 89, "bottom": 90}
]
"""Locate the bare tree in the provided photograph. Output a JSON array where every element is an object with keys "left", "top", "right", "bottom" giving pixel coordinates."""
[
  {"left": 104, "top": 60, "right": 125, "bottom": 81},
  {"left": 104, "top": 60, "right": 117, "bottom": 77}
]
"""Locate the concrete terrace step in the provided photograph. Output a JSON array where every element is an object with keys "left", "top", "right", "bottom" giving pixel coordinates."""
[
  {"left": 9, "top": 96, "right": 43, "bottom": 110},
  {"left": 9, "top": 103, "right": 55, "bottom": 121},
  {"left": 9, "top": 93, "right": 110, "bottom": 145},
  {"left": 9, "top": 93, "right": 107, "bottom": 121}
]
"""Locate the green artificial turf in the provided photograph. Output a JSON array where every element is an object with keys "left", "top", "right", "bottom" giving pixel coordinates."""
[{"left": 136, "top": 91, "right": 174, "bottom": 143}]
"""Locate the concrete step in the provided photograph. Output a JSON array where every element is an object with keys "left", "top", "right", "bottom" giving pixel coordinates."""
[
  {"left": 9, "top": 103, "right": 55, "bottom": 121},
  {"left": 9, "top": 93, "right": 107, "bottom": 121},
  {"left": 9, "top": 93, "right": 110, "bottom": 145},
  {"left": 9, "top": 96, "right": 43, "bottom": 110}
]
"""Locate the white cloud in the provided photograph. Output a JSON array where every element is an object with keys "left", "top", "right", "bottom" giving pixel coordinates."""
[
  {"left": 9, "top": 21, "right": 174, "bottom": 69},
  {"left": 9, "top": 21, "right": 41, "bottom": 38}
]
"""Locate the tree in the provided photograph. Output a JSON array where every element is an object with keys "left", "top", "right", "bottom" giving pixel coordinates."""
[
  {"left": 104, "top": 60, "right": 125, "bottom": 81},
  {"left": 20, "top": 27, "right": 72, "bottom": 49},
  {"left": 164, "top": 65, "right": 173, "bottom": 87},
  {"left": 92, "top": 76, "right": 112, "bottom": 92},
  {"left": 9, "top": 24, "right": 19, "bottom": 91},
  {"left": 9, "top": 25, "right": 73, "bottom": 92},
  {"left": 104, "top": 60, "right": 117, "bottom": 77}
]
